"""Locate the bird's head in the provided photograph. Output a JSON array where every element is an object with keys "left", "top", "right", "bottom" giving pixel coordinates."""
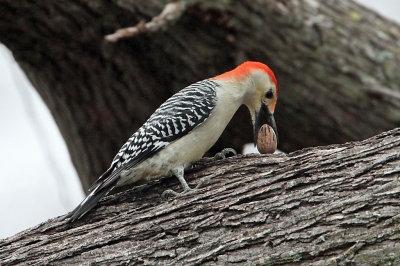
[{"left": 213, "top": 61, "right": 278, "bottom": 146}]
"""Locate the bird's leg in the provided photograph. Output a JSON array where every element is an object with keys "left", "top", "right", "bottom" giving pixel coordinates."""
[
  {"left": 162, "top": 166, "right": 194, "bottom": 198},
  {"left": 174, "top": 166, "right": 191, "bottom": 191}
]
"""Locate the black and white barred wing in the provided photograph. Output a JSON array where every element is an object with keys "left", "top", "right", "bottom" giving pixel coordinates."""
[{"left": 89, "top": 79, "right": 219, "bottom": 190}]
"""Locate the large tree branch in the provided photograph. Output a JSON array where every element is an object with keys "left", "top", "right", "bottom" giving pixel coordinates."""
[
  {"left": 1, "top": 0, "right": 400, "bottom": 190},
  {"left": 1, "top": 128, "right": 400, "bottom": 265}
]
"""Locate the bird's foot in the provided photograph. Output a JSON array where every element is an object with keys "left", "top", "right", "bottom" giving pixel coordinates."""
[
  {"left": 161, "top": 176, "right": 210, "bottom": 199},
  {"left": 195, "top": 176, "right": 211, "bottom": 189},
  {"left": 161, "top": 187, "right": 195, "bottom": 199},
  {"left": 214, "top": 148, "right": 237, "bottom": 160},
  {"left": 197, "top": 148, "right": 237, "bottom": 165}
]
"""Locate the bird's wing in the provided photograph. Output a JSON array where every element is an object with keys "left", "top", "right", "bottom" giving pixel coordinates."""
[{"left": 88, "top": 79, "right": 219, "bottom": 191}]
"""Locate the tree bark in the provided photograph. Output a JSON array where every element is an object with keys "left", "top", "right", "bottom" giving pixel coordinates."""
[
  {"left": 1, "top": 0, "right": 400, "bottom": 191},
  {"left": 1, "top": 128, "right": 400, "bottom": 265}
]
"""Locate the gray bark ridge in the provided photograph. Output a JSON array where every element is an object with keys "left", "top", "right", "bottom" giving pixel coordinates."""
[{"left": 1, "top": 128, "right": 400, "bottom": 265}]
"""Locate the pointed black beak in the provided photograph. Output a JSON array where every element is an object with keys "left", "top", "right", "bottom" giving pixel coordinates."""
[{"left": 253, "top": 103, "right": 278, "bottom": 146}]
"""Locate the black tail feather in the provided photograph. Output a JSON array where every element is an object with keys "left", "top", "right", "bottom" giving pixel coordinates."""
[
  {"left": 67, "top": 175, "right": 120, "bottom": 222},
  {"left": 88, "top": 166, "right": 115, "bottom": 192}
]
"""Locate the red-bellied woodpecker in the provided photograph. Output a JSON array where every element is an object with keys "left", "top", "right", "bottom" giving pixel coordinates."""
[{"left": 68, "top": 61, "right": 278, "bottom": 222}]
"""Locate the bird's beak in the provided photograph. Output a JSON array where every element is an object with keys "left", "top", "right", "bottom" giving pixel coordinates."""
[{"left": 253, "top": 103, "right": 278, "bottom": 146}]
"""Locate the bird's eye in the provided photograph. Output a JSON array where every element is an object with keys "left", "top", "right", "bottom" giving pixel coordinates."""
[{"left": 265, "top": 89, "right": 273, "bottom": 99}]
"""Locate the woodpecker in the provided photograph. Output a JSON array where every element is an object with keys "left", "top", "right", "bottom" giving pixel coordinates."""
[{"left": 68, "top": 61, "right": 278, "bottom": 222}]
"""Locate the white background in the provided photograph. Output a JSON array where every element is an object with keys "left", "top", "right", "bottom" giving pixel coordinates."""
[{"left": 0, "top": 0, "right": 399, "bottom": 239}]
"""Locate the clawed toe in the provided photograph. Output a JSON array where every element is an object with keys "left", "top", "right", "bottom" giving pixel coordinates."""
[
  {"left": 161, "top": 187, "right": 197, "bottom": 199},
  {"left": 214, "top": 152, "right": 225, "bottom": 160},
  {"left": 195, "top": 176, "right": 211, "bottom": 189},
  {"left": 161, "top": 176, "right": 211, "bottom": 199},
  {"left": 220, "top": 148, "right": 237, "bottom": 157},
  {"left": 192, "top": 148, "right": 238, "bottom": 168},
  {"left": 215, "top": 148, "right": 237, "bottom": 160},
  {"left": 161, "top": 189, "right": 180, "bottom": 199}
]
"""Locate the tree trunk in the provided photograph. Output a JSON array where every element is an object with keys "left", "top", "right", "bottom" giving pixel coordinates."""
[
  {"left": 1, "top": 128, "right": 400, "bottom": 265},
  {"left": 1, "top": 0, "right": 400, "bottom": 191}
]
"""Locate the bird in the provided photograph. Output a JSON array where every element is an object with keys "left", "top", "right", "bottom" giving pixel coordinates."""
[{"left": 67, "top": 61, "right": 278, "bottom": 222}]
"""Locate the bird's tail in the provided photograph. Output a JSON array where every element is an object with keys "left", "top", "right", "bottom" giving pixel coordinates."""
[{"left": 67, "top": 174, "right": 121, "bottom": 223}]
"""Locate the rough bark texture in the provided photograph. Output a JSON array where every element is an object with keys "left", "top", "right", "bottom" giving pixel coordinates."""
[
  {"left": 1, "top": 128, "right": 400, "bottom": 265},
  {"left": 1, "top": 0, "right": 400, "bottom": 191}
]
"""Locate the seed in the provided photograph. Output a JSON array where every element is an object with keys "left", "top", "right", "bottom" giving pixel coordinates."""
[{"left": 257, "top": 124, "right": 277, "bottom": 154}]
